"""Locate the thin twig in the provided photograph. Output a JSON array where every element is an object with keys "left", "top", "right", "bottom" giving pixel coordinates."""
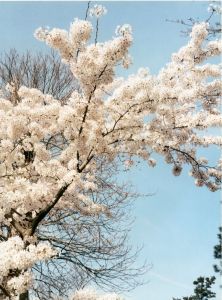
[
  {"left": 95, "top": 18, "right": 99, "bottom": 45},
  {"left": 85, "top": 1, "right": 91, "bottom": 20}
]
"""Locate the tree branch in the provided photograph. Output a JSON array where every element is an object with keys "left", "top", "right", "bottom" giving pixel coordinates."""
[{"left": 31, "top": 184, "right": 70, "bottom": 235}]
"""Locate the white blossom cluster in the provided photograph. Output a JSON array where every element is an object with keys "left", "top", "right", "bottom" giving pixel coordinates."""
[
  {"left": 35, "top": 17, "right": 132, "bottom": 96},
  {"left": 0, "top": 4, "right": 221, "bottom": 298},
  {"left": 70, "top": 288, "right": 123, "bottom": 300},
  {"left": 0, "top": 85, "right": 107, "bottom": 222},
  {"left": 0, "top": 236, "right": 56, "bottom": 296},
  {"left": 35, "top": 19, "right": 93, "bottom": 63},
  {"left": 89, "top": 4, "right": 107, "bottom": 18}
]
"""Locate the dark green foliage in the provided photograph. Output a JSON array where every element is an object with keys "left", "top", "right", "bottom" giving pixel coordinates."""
[
  {"left": 213, "top": 226, "right": 222, "bottom": 274},
  {"left": 172, "top": 276, "right": 216, "bottom": 300}
]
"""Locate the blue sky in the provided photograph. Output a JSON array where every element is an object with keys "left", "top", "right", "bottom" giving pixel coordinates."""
[{"left": 0, "top": 1, "right": 220, "bottom": 300}]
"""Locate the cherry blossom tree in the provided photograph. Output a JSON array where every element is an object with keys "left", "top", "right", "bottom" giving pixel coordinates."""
[
  {"left": 0, "top": 50, "right": 143, "bottom": 299},
  {"left": 0, "top": 3, "right": 221, "bottom": 300}
]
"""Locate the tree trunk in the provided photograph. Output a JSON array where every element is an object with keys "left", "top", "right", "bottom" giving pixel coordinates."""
[{"left": 19, "top": 291, "right": 29, "bottom": 300}]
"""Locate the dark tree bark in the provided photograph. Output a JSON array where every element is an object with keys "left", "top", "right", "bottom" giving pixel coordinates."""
[{"left": 19, "top": 291, "right": 29, "bottom": 300}]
